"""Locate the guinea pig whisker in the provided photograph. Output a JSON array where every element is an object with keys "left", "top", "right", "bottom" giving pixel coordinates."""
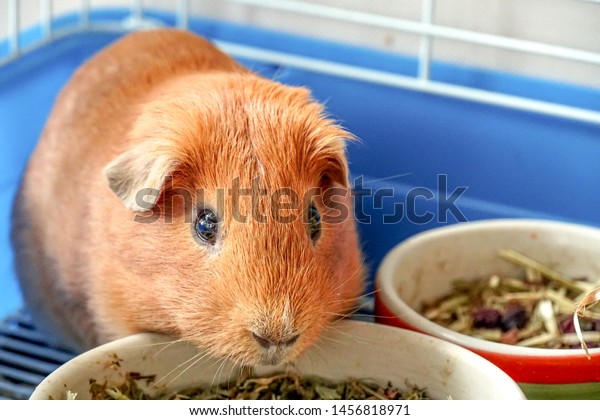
[
  {"left": 346, "top": 312, "right": 377, "bottom": 321},
  {"left": 324, "top": 307, "right": 362, "bottom": 319},
  {"left": 154, "top": 338, "right": 188, "bottom": 357},
  {"left": 158, "top": 350, "right": 220, "bottom": 391},
  {"left": 162, "top": 353, "right": 213, "bottom": 390},
  {"left": 330, "top": 262, "right": 368, "bottom": 294},
  {"left": 224, "top": 355, "right": 245, "bottom": 390},
  {"left": 332, "top": 293, "right": 374, "bottom": 309},
  {"left": 285, "top": 360, "right": 298, "bottom": 376},
  {"left": 152, "top": 350, "right": 210, "bottom": 389},
  {"left": 223, "top": 360, "right": 235, "bottom": 390},
  {"left": 326, "top": 296, "right": 373, "bottom": 319},
  {"left": 197, "top": 347, "right": 229, "bottom": 379},
  {"left": 320, "top": 324, "right": 372, "bottom": 345},
  {"left": 312, "top": 333, "right": 348, "bottom": 347},
  {"left": 332, "top": 301, "right": 371, "bottom": 317},
  {"left": 210, "top": 357, "right": 231, "bottom": 391},
  {"left": 149, "top": 337, "right": 189, "bottom": 357},
  {"left": 115, "top": 337, "right": 191, "bottom": 368},
  {"left": 121, "top": 337, "right": 186, "bottom": 351},
  {"left": 211, "top": 354, "right": 235, "bottom": 390},
  {"left": 365, "top": 313, "right": 406, "bottom": 321},
  {"left": 305, "top": 341, "right": 330, "bottom": 368},
  {"left": 330, "top": 289, "right": 377, "bottom": 311},
  {"left": 152, "top": 352, "right": 202, "bottom": 387},
  {"left": 302, "top": 340, "right": 348, "bottom": 375},
  {"left": 358, "top": 289, "right": 377, "bottom": 300}
]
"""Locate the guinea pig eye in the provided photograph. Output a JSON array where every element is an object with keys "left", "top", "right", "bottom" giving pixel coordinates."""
[
  {"left": 307, "top": 203, "right": 321, "bottom": 243},
  {"left": 195, "top": 208, "right": 219, "bottom": 245}
]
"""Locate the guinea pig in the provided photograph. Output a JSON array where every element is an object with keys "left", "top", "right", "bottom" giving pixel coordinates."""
[{"left": 11, "top": 29, "right": 365, "bottom": 366}]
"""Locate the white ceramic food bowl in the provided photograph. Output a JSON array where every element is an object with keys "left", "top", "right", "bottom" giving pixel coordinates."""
[
  {"left": 375, "top": 218, "right": 600, "bottom": 399},
  {"left": 30, "top": 320, "right": 524, "bottom": 400}
]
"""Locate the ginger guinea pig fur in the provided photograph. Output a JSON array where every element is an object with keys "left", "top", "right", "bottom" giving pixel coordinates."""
[{"left": 11, "top": 29, "right": 365, "bottom": 366}]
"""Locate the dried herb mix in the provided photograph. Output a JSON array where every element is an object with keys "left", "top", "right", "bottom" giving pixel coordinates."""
[
  {"left": 574, "top": 285, "right": 600, "bottom": 358},
  {"left": 422, "top": 249, "right": 600, "bottom": 350},
  {"left": 85, "top": 370, "right": 429, "bottom": 400}
]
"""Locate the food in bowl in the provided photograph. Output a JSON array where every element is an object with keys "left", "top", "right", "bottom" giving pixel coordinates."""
[
  {"left": 86, "top": 370, "right": 430, "bottom": 400},
  {"left": 374, "top": 219, "right": 600, "bottom": 399},
  {"left": 421, "top": 248, "right": 600, "bottom": 349}
]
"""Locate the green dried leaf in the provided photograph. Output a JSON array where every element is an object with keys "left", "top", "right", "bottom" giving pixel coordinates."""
[
  {"left": 88, "top": 370, "right": 430, "bottom": 400},
  {"left": 314, "top": 385, "right": 341, "bottom": 400}
]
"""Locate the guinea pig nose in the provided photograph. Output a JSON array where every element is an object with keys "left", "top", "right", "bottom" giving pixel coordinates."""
[{"left": 252, "top": 332, "right": 300, "bottom": 349}]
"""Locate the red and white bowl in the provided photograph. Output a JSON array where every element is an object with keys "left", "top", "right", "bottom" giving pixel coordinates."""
[{"left": 375, "top": 219, "right": 600, "bottom": 399}]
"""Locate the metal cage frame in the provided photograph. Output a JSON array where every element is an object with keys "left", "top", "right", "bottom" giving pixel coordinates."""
[{"left": 2, "top": 0, "right": 600, "bottom": 125}]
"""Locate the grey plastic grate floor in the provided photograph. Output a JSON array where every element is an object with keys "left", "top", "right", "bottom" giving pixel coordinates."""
[{"left": 0, "top": 310, "right": 75, "bottom": 400}]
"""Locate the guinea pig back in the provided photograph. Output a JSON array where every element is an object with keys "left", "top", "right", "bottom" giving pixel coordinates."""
[{"left": 11, "top": 29, "right": 365, "bottom": 366}]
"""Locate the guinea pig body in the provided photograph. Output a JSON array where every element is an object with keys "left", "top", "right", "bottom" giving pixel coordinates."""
[{"left": 11, "top": 29, "right": 365, "bottom": 366}]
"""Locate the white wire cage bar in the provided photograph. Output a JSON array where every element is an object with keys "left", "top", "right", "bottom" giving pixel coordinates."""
[{"left": 1, "top": 0, "right": 600, "bottom": 126}]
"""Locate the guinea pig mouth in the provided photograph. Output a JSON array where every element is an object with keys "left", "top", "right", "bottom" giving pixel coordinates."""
[
  {"left": 256, "top": 347, "right": 290, "bottom": 366},
  {"left": 257, "top": 346, "right": 293, "bottom": 366}
]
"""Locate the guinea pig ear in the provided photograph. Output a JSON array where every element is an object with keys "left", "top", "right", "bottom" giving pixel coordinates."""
[
  {"left": 103, "top": 142, "right": 178, "bottom": 212},
  {"left": 315, "top": 125, "right": 355, "bottom": 189},
  {"left": 320, "top": 151, "right": 351, "bottom": 189}
]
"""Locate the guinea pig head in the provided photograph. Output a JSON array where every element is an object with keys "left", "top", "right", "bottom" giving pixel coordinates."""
[{"left": 103, "top": 73, "right": 365, "bottom": 366}]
